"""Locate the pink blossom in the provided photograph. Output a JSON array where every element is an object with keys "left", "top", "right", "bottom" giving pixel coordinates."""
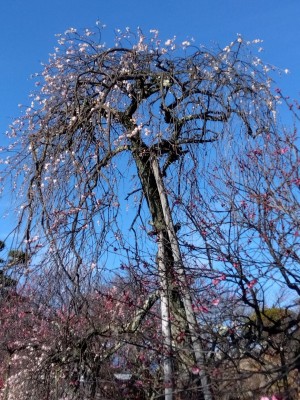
[
  {"left": 279, "top": 147, "right": 289, "bottom": 154},
  {"left": 293, "top": 178, "right": 300, "bottom": 186},
  {"left": 138, "top": 353, "right": 146, "bottom": 362},
  {"left": 240, "top": 200, "right": 248, "bottom": 209},
  {"left": 134, "top": 380, "right": 144, "bottom": 387},
  {"left": 191, "top": 365, "right": 200, "bottom": 375},
  {"left": 213, "top": 274, "right": 226, "bottom": 285},
  {"left": 247, "top": 278, "right": 258, "bottom": 289},
  {"left": 192, "top": 305, "right": 209, "bottom": 313}
]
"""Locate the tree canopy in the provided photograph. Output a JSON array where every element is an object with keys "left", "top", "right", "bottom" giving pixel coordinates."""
[{"left": 1, "top": 26, "right": 299, "bottom": 400}]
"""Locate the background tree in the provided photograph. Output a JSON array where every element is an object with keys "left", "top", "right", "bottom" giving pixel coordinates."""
[
  {"left": 0, "top": 241, "right": 23, "bottom": 297},
  {"left": 183, "top": 101, "right": 300, "bottom": 399},
  {"left": 1, "top": 26, "right": 297, "bottom": 399}
]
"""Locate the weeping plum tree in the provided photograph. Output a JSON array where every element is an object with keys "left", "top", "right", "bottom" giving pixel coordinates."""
[{"left": 0, "top": 26, "right": 282, "bottom": 399}]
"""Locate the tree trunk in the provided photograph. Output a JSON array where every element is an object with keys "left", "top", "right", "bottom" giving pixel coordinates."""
[
  {"left": 131, "top": 139, "right": 213, "bottom": 400},
  {"left": 157, "top": 230, "right": 175, "bottom": 400},
  {"left": 151, "top": 157, "right": 213, "bottom": 400}
]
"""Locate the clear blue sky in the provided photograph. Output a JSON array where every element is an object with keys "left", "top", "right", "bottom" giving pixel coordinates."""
[{"left": 0, "top": 0, "right": 300, "bottom": 238}]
